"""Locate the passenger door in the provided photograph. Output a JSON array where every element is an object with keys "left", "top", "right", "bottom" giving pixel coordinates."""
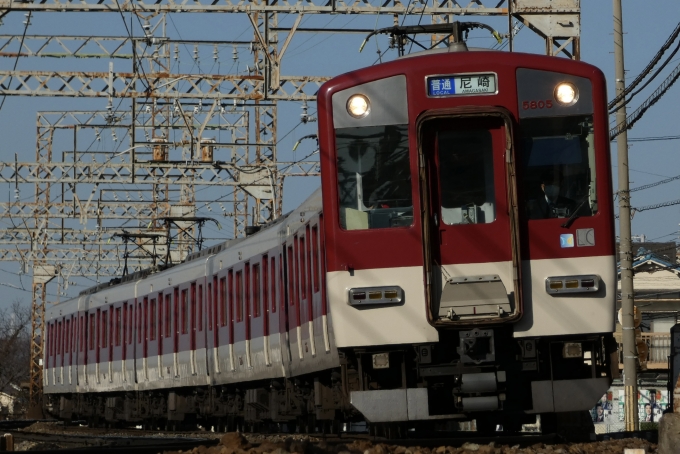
[{"left": 420, "top": 113, "right": 521, "bottom": 325}]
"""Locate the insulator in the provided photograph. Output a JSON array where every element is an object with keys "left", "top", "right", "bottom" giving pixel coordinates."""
[
  {"left": 111, "top": 130, "right": 117, "bottom": 142},
  {"left": 232, "top": 45, "right": 238, "bottom": 61},
  {"left": 214, "top": 44, "right": 219, "bottom": 61},
  {"left": 174, "top": 44, "right": 179, "bottom": 60},
  {"left": 194, "top": 44, "right": 199, "bottom": 61}
]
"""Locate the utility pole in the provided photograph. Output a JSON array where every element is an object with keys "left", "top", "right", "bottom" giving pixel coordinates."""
[{"left": 613, "top": 0, "right": 638, "bottom": 432}]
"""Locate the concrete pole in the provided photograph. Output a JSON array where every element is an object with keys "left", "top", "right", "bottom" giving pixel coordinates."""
[{"left": 613, "top": 0, "right": 638, "bottom": 432}]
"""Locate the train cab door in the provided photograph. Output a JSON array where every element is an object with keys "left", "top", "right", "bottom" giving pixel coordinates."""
[{"left": 419, "top": 111, "right": 522, "bottom": 326}]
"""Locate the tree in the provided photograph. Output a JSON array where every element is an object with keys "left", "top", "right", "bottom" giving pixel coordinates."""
[{"left": 0, "top": 301, "right": 31, "bottom": 394}]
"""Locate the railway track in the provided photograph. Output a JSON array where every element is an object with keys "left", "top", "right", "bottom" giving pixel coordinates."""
[{"left": 0, "top": 420, "right": 658, "bottom": 453}]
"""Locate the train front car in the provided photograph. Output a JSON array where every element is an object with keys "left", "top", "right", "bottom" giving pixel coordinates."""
[{"left": 318, "top": 50, "right": 616, "bottom": 430}]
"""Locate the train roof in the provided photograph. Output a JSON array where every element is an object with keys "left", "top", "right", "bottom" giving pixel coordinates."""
[
  {"left": 51, "top": 188, "right": 323, "bottom": 319},
  {"left": 320, "top": 49, "right": 605, "bottom": 94}
]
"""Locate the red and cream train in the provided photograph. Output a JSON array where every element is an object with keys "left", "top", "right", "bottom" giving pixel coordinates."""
[{"left": 44, "top": 40, "right": 617, "bottom": 432}]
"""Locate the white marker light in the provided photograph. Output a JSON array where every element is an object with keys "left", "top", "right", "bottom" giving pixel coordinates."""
[
  {"left": 554, "top": 83, "right": 578, "bottom": 105},
  {"left": 347, "top": 94, "right": 370, "bottom": 118}
]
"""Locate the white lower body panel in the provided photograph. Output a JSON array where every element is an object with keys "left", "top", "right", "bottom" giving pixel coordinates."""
[{"left": 514, "top": 255, "right": 616, "bottom": 338}]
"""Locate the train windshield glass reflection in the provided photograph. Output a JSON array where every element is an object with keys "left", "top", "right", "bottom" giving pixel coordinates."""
[
  {"left": 335, "top": 125, "right": 413, "bottom": 230},
  {"left": 521, "top": 115, "right": 597, "bottom": 220}
]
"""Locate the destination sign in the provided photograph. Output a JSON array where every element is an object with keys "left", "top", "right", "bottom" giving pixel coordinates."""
[{"left": 427, "top": 73, "right": 497, "bottom": 97}]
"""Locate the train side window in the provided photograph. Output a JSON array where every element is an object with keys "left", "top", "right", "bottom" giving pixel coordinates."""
[
  {"left": 66, "top": 319, "right": 70, "bottom": 355},
  {"left": 207, "top": 283, "right": 213, "bottom": 330},
  {"left": 94, "top": 310, "right": 100, "bottom": 351},
  {"left": 89, "top": 314, "right": 95, "bottom": 350},
  {"left": 221, "top": 276, "right": 228, "bottom": 327},
  {"left": 198, "top": 285, "right": 203, "bottom": 332},
  {"left": 137, "top": 303, "right": 142, "bottom": 343},
  {"left": 46, "top": 324, "right": 50, "bottom": 361},
  {"left": 144, "top": 297, "right": 149, "bottom": 343},
  {"left": 521, "top": 115, "right": 597, "bottom": 220},
  {"left": 287, "top": 245, "right": 295, "bottom": 307},
  {"left": 279, "top": 253, "right": 285, "bottom": 312},
  {"left": 270, "top": 256, "right": 277, "bottom": 313},
  {"left": 253, "top": 263, "right": 261, "bottom": 318},
  {"left": 150, "top": 298, "right": 157, "bottom": 341},
  {"left": 128, "top": 304, "right": 134, "bottom": 344},
  {"left": 80, "top": 316, "right": 85, "bottom": 353},
  {"left": 336, "top": 124, "right": 412, "bottom": 230},
  {"left": 299, "top": 236, "right": 307, "bottom": 300},
  {"left": 115, "top": 307, "right": 122, "bottom": 346},
  {"left": 123, "top": 304, "right": 128, "bottom": 346},
  {"left": 191, "top": 283, "right": 197, "bottom": 336},
  {"left": 312, "top": 226, "right": 320, "bottom": 293},
  {"left": 64, "top": 320, "right": 68, "bottom": 355},
  {"left": 158, "top": 293, "right": 164, "bottom": 340},
  {"left": 182, "top": 289, "right": 189, "bottom": 335},
  {"left": 165, "top": 294, "right": 172, "bottom": 338},
  {"left": 262, "top": 256, "right": 269, "bottom": 315},
  {"left": 236, "top": 271, "right": 243, "bottom": 322},
  {"left": 306, "top": 225, "right": 313, "bottom": 300},
  {"left": 174, "top": 289, "right": 180, "bottom": 340},
  {"left": 56, "top": 322, "right": 60, "bottom": 357},
  {"left": 101, "top": 310, "right": 107, "bottom": 349}
]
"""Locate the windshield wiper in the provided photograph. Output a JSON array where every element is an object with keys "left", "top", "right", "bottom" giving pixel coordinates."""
[{"left": 561, "top": 193, "right": 591, "bottom": 229}]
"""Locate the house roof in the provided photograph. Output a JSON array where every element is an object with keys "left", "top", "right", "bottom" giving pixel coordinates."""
[{"left": 617, "top": 248, "right": 680, "bottom": 292}]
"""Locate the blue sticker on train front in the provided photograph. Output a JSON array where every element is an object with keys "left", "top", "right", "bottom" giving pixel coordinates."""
[
  {"left": 560, "top": 234, "right": 574, "bottom": 248},
  {"left": 428, "top": 78, "right": 456, "bottom": 96}
]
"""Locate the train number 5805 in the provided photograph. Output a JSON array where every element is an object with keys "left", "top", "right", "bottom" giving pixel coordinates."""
[{"left": 522, "top": 100, "right": 553, "bottom": 110}]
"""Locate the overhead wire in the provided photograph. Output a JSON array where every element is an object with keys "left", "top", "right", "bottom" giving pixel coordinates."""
[
  {"left": 609, "top": 59, "right": 680, "bottom": 141},
  {"left": 609, "top": 37, "right": 680, "bottom": 114},
  {"left": 615, "top": 197, "right": 680, "bottom": 219},
  {"left": 628, "top": 134, "right": 680, "bottom": 142},
  {"left": 608, "top": 21, "right": 680, "bottom": 110}
]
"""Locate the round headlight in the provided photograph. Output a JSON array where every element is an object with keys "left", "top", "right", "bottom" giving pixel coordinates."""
[
  {"left": 347, "top": 94, "right": 370, "bottom": 118},
  {"left": 554, "top": 83, "right": 578, "bottom": 105}
]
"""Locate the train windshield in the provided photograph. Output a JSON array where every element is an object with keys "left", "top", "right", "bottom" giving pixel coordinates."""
[
  {"left": 335, "top": 124, "right": 413, "bottom": 230},
  {"left": 521, "top": 115, "right": 597, "bottom": 220}
]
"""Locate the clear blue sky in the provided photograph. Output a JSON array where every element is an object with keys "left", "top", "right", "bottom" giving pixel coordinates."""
[{"left": 0, "top": 1, "right": 678, "bottom": 308}]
